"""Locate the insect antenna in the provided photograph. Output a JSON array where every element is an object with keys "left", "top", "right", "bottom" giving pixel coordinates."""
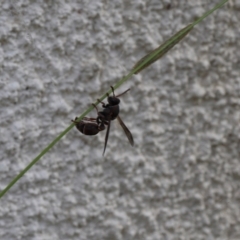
[{"left": 115, "top": 88, "right": 131, "bottom": 98}]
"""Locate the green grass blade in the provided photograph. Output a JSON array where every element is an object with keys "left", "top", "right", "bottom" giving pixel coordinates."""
[
  {"left": 0, "top": 0, "right": 228, "bottom": 199},
  {"left": 192, "top": 0, "right": 228, "bottom": 26},
  {"left": 0, "top": 124, "right": 74, "bottom": 198},
  {"left": 133, "top": 24, "right": 194, "bottom": 74},
  {"left": 132, "top": 0, "right": 228, "bottom": 74}
]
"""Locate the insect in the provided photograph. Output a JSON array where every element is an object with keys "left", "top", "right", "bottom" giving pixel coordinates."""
[
  {"left": 73, "top": 86, "right": 134, "bottom": 155},
  {"left": 94, "top": 86, "right": 134, "bottom": 155}
]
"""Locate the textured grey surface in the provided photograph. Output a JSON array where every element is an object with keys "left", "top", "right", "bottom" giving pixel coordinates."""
[{"left": 0, "top": 1, "right": 240, "bottom": 239}]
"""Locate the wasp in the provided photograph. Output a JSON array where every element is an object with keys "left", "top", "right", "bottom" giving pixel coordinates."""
[{"left": 73, "top": 86, "right": 134, "bottom": 155}]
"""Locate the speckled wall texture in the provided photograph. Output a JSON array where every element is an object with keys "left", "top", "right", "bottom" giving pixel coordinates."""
[{"left": 0, "top": 1, "right": 239, "bottom": 240}]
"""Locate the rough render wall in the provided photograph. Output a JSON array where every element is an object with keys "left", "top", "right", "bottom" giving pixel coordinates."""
[{"left": 0, "top": 0, "right": 240, "bottom": 239}]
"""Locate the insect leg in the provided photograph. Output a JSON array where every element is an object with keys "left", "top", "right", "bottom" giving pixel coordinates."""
[
  {"left": 97, "top": 99, "right": 107, "bottom": 107},
  {"left": 92, "top": 103, "right": 99, "bottom": 114},
  {"left": 110, "top": 86, "right": 115, "bottom": 96}
]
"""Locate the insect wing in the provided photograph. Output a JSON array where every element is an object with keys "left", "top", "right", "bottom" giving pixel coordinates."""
[
  {"left": 103, "top": 120, "right": 111, "bottom": 156},
  {"left": 117, "top": 115, "right": 134, "bottom": 146}
]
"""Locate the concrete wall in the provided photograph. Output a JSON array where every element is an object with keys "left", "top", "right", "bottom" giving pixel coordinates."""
[{"left": 0, "top": 1, "right": 239, "bottom": 239}]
